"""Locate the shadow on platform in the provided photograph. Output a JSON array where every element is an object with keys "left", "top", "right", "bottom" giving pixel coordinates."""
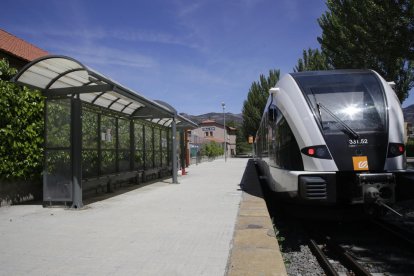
[{"left": 239, "top": 159, "right": 263, "bottom": 199}]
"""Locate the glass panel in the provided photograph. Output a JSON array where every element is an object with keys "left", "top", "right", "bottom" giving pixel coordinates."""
[
  {"left": 94, "top": 97, "right": 111, "bottom": 108},
  {"left": 294, "top": 72, "right": 386, "bottom": 134},
  {"left": 123, "top": 107, "right": 135, "bottom": 114},
  {"left": 82, "top": 107, "right": 98, "bottom": 149},
  {"left": 111, "top": 102, "right": 124, "bottom": 112},
  {"left": 117, "top": 98, "right": 130, "bottom": 105},
  {"left": 134, "top": 122, "right": 144, "bottom": 169},
  {"left": 168, "top": 129, "right": 172, "bottom": 166},
  {"left": 82, "top": 150, "right": 98, "bottom": 178},
  {"left": 46, "top": 99, "right": 71, "bottom": 148},
  {"left": 118, "top": 118, "right": 130, "bottom": 150},
  {"left": 154, "top": 151, "right": 161, "bottom": 167},
  {"left": 145, "top": 125, "right": 153, "bottom": 169},
  {"left": 154, "top": 128, "right": 162, "bottom": 167},
  {"left": 52, "top": 74, "right": 84, "bottom": 88},
  {"left": 161, "top": 130, "right": 168, "bottom": 167},
  {"left": 101, "top": 115, "right": 116, "bottom": 149},
  {"left": 101, "top": 150, "right": 116, "bottom": 174},
  {"left": 44, "top": 149, "right": 72, "bottom": 201},
  {"left": 100, "top": 93, "right": 118, "bottom": 101},
  {"left": 119, "top": 150, "right": 130, "bottom": 172},
  {"left": 154, "top": 128, "right": 160, "bottom": 151}
]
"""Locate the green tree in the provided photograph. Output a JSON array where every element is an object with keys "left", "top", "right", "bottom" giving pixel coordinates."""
[
  {"left": 0, "top": 59, "right": 17, "bottom": 81},
  {"left": 242, "top": 69, "right": 280, "bottom": 139},
  {"left": 235, "top": 127, "right": 251, "bottom": 154},
  {"left": 226, "top": 120, "right": 251, "bottom": 155},
  {"left": 201, "top": 141, "right": 223, "bottom": 158},
  {"left": 294, "top": 48, "right": 332, "bottom": 72},
  {"left": 317, "top": 0, "right": 414, "bottom": 101},
  {"left": 0, "top": 59, "right": 44, "bottom": 179}
]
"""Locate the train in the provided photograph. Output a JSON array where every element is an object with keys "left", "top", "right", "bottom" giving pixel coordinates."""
[{"left": 255, "top": 70, "right": 413, "bottom": 207}]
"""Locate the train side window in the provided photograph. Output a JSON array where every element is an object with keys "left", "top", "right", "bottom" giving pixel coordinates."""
[{"left": 274, "top": 111, "right": 303, "bottom": 170}]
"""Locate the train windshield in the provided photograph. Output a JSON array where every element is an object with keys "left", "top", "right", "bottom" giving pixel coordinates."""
[{"left": 293, "top": 71, "right": 386, "bottom": 135}]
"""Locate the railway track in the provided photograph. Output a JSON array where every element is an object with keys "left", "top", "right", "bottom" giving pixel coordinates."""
[
  {"left": 305, "top": 217, "right": 414, "bottom": 275},
  {"left": 309, "top": 236, "right": 371, "bottom": 276},
  {"left": 371, "top": 217, "right": 414, "bottom": 250},
  {"left": 259, "top": 174, "right": 414, "bottom": 274}
]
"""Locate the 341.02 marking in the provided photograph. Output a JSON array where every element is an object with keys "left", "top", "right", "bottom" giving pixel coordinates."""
[{"left": 348, "top": 138, "right": 368, "bottom": 145}]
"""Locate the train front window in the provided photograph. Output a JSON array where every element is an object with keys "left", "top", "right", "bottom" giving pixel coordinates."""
[{"left": 293, "top": 72, "right": 386, "bottom": 134}]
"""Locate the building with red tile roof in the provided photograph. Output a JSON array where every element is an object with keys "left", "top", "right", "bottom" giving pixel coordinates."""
[
  {"left": 0, "top": 29, "right": 49, "bottom": 69},
  {"left": 190, "top": 119, "right": 237, "bottom": 157}
]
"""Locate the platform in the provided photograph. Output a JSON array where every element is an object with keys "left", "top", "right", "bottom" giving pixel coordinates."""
[{"left": 0, "top": 158, "right": 286, "bottom": 275}]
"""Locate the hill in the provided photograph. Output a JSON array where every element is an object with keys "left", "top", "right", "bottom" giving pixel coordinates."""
[
  {"left": 403, "top": 104, "right": 414, "bottom": 125},
  {"left": 181, "top": 104, "right": 414, "bottom": 128},
  {"left": 180, "top": 112, "right": 243, "bottom": 126}
]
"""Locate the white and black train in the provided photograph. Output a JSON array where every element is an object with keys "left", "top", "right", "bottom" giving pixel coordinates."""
[{"left": 255, "top": 70, "right": 412, "bottom": 206}]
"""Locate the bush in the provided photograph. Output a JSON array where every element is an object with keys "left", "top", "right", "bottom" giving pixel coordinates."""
[
  {"left": 0, "top": 59, "right": 44, "bottom": 180},
  {"left": 201, "top": 141, "right": 224, "bottom": 158},
  {"left": 406, "top": 138, "right": 414, "bottom": 157}
]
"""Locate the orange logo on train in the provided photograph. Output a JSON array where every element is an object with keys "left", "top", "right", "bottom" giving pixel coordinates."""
[{"left": 352, "top": 156, "right": 369, "bottom": 171}]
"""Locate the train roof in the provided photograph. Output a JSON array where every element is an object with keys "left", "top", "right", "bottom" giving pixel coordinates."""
[{"left": 289, "top": 69, "right": 372, "bottom": 78}]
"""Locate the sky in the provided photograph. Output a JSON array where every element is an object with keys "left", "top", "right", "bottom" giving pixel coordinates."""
[{"left": 1, "top": 0, "right": 413, "bottom": 115}]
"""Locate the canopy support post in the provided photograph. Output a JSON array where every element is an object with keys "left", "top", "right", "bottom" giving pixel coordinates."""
[
  {"left": 172, "top": 115, "right": 178, "bottom": 184},
  {"left": 71, "top": 96, "right": 83, "bottom": 209}
]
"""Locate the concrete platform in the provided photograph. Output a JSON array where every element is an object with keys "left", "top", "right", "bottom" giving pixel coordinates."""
[
  {"left": 227, "top": 160, "right": 287, "bottom": 276},
  {"left": 0, "top": 158, "right": 286, "bottom": 275}
]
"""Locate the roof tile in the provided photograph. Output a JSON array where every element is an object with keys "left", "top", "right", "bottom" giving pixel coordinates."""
[{"left": 0, "top": 29, "right": 48, "bottom": 61}]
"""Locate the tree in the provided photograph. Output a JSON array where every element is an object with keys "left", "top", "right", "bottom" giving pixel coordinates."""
[
  {"left": 294, "top": 48, "right": 332, "bottom": 72},
  {"left": 317, "top": 0, "right": 414, "bottom": 101},
  {"left": 223, "top": 120, "right": 250, "bottom": 155},
  {"left": 242, "top": 69, "right": 280, "bottom": 139},
  {"left": 235, "top": 127, "right": 251, "bottom": 154},
  {"left": 201, "top": 141, "right": 223, "bottom": 158},
  {"left": 0, "top": 59, "right": 44, "bottom": 179}
]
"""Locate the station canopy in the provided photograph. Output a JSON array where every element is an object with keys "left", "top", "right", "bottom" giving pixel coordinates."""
[{"left": 13, "top": 55, "right": 197, "bottom": 128}]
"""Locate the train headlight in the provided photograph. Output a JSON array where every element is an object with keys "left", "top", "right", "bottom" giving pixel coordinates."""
[
  {"left": 387, "top": 143, "right": 405, "bottom": 157},
  {"left": 301, "top": 145, "right": 332, "bottom": 159}
]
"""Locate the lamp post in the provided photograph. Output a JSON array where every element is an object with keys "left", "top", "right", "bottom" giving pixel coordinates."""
[{"left": 222, "top": 102, "right": 227, "bottom": 162}]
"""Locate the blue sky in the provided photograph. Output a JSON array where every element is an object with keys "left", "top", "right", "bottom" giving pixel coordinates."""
[{"left": 1, "top": 0, "right": 413, "bottom": 115}]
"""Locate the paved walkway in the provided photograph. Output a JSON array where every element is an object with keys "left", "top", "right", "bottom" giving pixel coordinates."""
[{"left": 0, "top": 158, "right": 247, "bottom": 276}]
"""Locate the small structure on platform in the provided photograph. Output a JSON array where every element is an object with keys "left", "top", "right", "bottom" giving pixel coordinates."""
[{"left": 13, "top": 55, "right": 197, "bottom": 208}]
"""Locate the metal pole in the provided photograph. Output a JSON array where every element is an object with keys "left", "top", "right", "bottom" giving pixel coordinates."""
[
  {"left": 180, "top": 129, "right": 186, "bottom": 175},
  {"left": 222, "top": 102, "right": 227, "bottom": 162},
  {"left": 71, "top": 96, "right": 83, "bottom": 209},
  {"left": 172, "top": 115, "right": 178, "bottom": 183}
]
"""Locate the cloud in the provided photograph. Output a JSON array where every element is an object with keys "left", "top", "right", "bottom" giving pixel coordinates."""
[
  {"left": 173, "top": 0, "right": 204, "bottom": 17},
  {"left": 12, "top": 25, "right": 201, "bottom": 51},
  {"left": 177, "top": 2, "right": 203, "bottom": 17},
  {"left": 41, "top": 39, "right": 158, "bottom": 69}
]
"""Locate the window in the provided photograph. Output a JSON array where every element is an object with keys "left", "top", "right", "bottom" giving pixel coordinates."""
[
  {"left": 161, "top": 129, "right": 168, "bottom": 167},
  {"left": 100, "top": 115, "right": 117, "bottom": 174},
  {"left": 268, "top": 107, "right": 303, "bottom": 170},
  {"left": 118, "top": 118, "right": 131, "bottom": 172},
  {"left": 134, "top": 121, "right": 144, "bottom": 170},
  {"left": 145, "top": 125, "right": 154, "bottom": 169},
  {"left": 82, "top": 106, "right": 98, "bottom": 178},
  {"left": 294, "top": 72, "right": 386, "bottom": 134},
  {"left": 154, "top": 127, "right": 161, "bottom": 167}
]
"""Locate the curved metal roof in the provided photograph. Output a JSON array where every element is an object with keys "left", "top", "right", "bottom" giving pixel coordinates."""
[{"left": 12, "top": 55, "right": 197, "bottom": 128}]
